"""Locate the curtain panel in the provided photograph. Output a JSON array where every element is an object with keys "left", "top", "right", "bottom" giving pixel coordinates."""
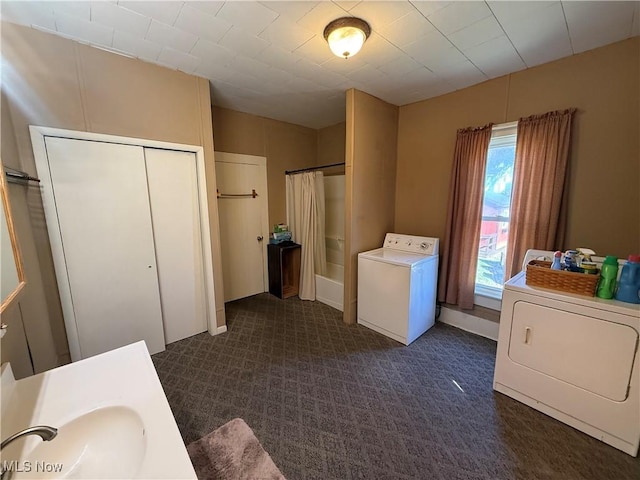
[
  {"left": 286, "top": 171, "right": 326, "bottom": 300},
  {"left": 505, "top": 109, "right": 576, "bottom": 278},
  {"left": 438, "top": 124, "right": 493, "bottom": 309}
]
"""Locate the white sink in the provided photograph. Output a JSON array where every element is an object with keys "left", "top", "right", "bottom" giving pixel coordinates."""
[
  {"left": 14, "top": 406, "right": 146, "bottom": 479},
  {"left": 1, "top": 342, "right": 195, "bottom": 479}
]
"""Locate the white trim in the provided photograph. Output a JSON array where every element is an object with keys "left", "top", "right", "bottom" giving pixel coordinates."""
[
  {"left": 316, "top": 295, "right": 343, "bottom": 312},
  {"left": 31, "top": 127, "right": 210, "bottom": 152},
  {"left": 29, "top": 126, "right": 217, "bottom": 360},
  {"left": 475, "top": 123, "right": 517, "bottom": 310},
  {"left": 474, "top": 293, "right": 502, "bottom": 311},
  {"left": 492, "top": 121, "right": 518, "bottom": 134},
  {"left": 214, "top": 151, "right": 270, "bottom": 293},
  {"left": 193, "top": 152, "right": 217, "bottom": 338},
  {"left": 215, "top": 325, "right": 227, "bottom": 335},
  {"left": 474, "top": 283, "right": 503, "bottom": 311},
  {"left": 438, "top": 307, "right": 499, "bottom": 341}
]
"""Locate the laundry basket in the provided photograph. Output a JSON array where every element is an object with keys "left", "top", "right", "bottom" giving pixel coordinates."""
[{"left": 525, "top": 260, "right": 600, "bottom": 297}]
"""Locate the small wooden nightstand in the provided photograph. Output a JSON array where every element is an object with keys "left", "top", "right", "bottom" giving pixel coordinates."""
[{"left": 267, "top": 242, "right": 301, "bottom": 299}]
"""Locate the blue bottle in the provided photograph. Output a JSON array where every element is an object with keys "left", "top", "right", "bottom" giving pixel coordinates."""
[
  {"left": 615, "top": 255, "right": 640, "bottom": 304},
  {"left": 551, "top": 251, "right": 562, "bottom": 270},
  {"left": 564, "top": 250, "right": 580, "bottom": 271}
]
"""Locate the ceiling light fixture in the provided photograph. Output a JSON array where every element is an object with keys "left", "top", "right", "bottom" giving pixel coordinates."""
[{"left": 323, "top": 17, "right": 371, "bottom": 59}]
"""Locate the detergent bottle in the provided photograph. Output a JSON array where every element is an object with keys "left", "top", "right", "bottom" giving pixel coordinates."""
[
  {"left": 550, "top": 251, "right": 562, "bottom": 270},
  {"left": 615, "top": 255, "right": 640, "bottom": 304},
  {"left": 596, "top": 256, "right": 618, "bottom": 299}
]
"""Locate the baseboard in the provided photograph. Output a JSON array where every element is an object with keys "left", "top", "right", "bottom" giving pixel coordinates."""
[
  {"left": 216, "top": 325, "right": 227, "bottom": 335},
  {"left": 438, "top": 306, "right": 499, "bottom": 341}
]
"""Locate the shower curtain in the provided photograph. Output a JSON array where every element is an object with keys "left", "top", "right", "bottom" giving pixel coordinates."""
[{"left": 286, "top": 171, "right": 327, "bottom": 300}]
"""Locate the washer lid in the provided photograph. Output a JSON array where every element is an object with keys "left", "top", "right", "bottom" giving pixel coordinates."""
[{"left": 359, "top": 248, "right": 437, "bottom": 267}]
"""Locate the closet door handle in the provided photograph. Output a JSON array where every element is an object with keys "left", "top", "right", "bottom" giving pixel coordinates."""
[
  {"left": 257, "top": 236, "right": 264, "bottom": 242},
  {"left": 523, "top": 327, "right": 532, "bottom": 345}
]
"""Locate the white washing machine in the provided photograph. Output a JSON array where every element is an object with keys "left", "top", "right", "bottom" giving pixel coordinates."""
[
  {"left": 357, "top": 233, "right": 439, "bottom": 345},
  {"left": 494, "top": 250, "right": 640, "bottom": 456}
]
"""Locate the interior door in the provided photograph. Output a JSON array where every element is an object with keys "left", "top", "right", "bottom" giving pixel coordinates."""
[
  {"left": 145, "top": 148, "right": 207, "bottom": 344},
  {"left": 45, "top": 137, "right": 166, "bottom": 358},
  {"left": 215, "top": 160, "right": 266, "bottom": 302}
]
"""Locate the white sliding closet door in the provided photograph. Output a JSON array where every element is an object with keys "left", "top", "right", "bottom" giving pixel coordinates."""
[
  {"left": 145, "top": 148, "right": 206, "bottom": 343},
  {"left": 45, "top": 137, "right": 166, "bottom": 358}
]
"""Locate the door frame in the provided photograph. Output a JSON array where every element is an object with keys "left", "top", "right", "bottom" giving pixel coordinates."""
[
  {"left": 30, "top": 126, "right": 217, "bottom": 361},
  {"left": 214, "top": 152, "right": 270, "bottom": 294}
]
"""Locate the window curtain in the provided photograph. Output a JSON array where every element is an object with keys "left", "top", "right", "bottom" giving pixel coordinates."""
[
  {"left": 286, "top": 171, "right": 326, "bottom": 300},
  {"left": 438, "top": 124, "right": 493, "bottom": 309},
  {"left": 505, "top": 109, "right": 576, "bottom": 278}
]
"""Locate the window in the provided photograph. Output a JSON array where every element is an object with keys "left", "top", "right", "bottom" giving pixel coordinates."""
[{"left": 475, "top": 122, "right": 517, "bottom": 302}]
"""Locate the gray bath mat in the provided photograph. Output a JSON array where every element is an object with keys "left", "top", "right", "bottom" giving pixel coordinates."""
[{"left": 187, "top": 418, "right": 286, "bottom": 480}]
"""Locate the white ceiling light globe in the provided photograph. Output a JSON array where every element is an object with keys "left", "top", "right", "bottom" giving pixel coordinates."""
[
  {"left": 327, "top": 26, "right": 366, "bottom": 59},
  {"left": 323, "top": 17, "right": 371, "bottom": 60}
]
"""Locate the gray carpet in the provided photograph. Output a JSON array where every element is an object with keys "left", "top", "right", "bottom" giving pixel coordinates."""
[{"left": 152, "top": 294, "right": 640, "bottom": 480}]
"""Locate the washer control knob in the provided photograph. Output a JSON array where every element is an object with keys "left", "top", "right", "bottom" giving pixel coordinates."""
[
  {"left": 420, "top": 242, "right": 428, "bottom": 250},
  {"left": 406, "top": 239, "right": 412, "bottom": 246}
]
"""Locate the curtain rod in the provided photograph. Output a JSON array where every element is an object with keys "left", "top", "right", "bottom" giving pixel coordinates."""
[
  {"left": 285, "top": 162, "right": 345, "bottom": 175},
  {"left": 4, "top": 167, "right": 41, "bottom": 184}
]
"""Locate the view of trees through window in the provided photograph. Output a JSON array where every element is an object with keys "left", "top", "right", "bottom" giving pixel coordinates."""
[{"left": 475, "top": 132, "right": 516, "bottom": 291}]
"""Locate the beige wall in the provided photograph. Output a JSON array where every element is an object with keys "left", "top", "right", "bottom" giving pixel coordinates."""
[
  {"left": 1, "top": 91, "right": 46, "bottom": 378},
  {"left": 344, "top": 89, "right": 398, "bottom": 324},
  {"left": 1, "top": 22, "right": 225, "bottom": 376},
  {"left": 317, "top": 121, "right": 346, "bottom": 176},
  {"left": 396, "top": 37, "right": 640, "bottom": 259},
  {"left": 212, "top": 107, "right": 318, "bottom": 226}
]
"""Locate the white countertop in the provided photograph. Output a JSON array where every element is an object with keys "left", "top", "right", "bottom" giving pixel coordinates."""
[{"left": 1, "top": 341, "right": 196, "bottom": 479}]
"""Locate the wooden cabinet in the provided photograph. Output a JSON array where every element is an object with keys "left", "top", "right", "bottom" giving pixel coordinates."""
[{"left": 268, "top": 242, "right": 301, "bottom": 299}]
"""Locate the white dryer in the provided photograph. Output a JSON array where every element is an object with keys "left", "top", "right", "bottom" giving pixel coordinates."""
[
  {"left": 494, "top": 250, "right": 640, "bottom": 456},
  {"left": 357, "top": 233, "right": 439, "bottom": 345}
]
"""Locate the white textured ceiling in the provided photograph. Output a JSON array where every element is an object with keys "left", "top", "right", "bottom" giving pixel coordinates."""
[{"left": 2, "top": 1, "right": 639, "bottom": 129}]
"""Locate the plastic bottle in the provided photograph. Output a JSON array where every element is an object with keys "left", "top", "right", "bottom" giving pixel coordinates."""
[
  {"left": 551, "top": 251, "right": 562, "bottom": 270},
  {"left": 615, "top": 255, "right": 640, "bottom": 304},
  {"left": 596, "top": 256, "right": 619, "bottom": 299},
  {"left": 564, "top": 250, "right": 580, "bottom": 271}
]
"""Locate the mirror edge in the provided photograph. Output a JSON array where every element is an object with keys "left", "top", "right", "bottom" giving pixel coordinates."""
[{"left": 0, "top": 163, "right": 26, "bottom": 313}]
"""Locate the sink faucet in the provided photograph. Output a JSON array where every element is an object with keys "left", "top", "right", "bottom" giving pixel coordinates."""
[{"left": 0, "top": 426, "right": 58, "bottom": 480}]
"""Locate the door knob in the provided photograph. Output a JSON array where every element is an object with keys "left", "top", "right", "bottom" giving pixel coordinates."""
[{"left": 257, "top": 236, "right": 264, "bottom": 242}]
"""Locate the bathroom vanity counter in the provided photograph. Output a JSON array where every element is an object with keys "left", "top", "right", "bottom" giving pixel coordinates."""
[{"left": 0, "top": 341, "right": 196, "bottom": 479}]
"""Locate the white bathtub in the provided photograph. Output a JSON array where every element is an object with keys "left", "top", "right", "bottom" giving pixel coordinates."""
[{"left": 316, "top": 262, "right": 344, "bottom": 311}]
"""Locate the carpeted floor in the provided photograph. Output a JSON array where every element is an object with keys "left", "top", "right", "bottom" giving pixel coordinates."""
[{"left": 152, "top": 294, "right": 640, "bottom": 480}]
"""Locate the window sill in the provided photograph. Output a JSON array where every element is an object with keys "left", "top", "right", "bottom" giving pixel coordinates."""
[{"left": 474, "top": 285, "right": 502, "bottom": 311}]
